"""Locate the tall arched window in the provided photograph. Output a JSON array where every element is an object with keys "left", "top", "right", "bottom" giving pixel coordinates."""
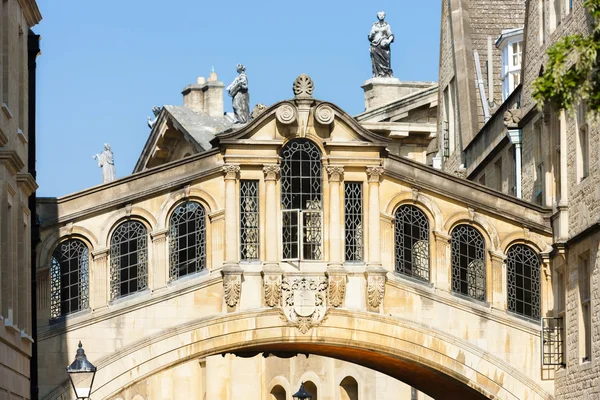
[
  {"left": 110, "top": 221, "right": 148, "bottom": 299},
  {"left": 339, "top": 376, "right": 358, "bottom": 400},
  {"left": 507, "top": 244, "right": 541, "bottom": 319},
  {"left": 451, "top": 224, "right": 486, "bottom": 301},
  {"left": 394, "top": 205, "right": 430, "bottom": 281},
  {"left": 50, "top": 239, "right": 89, "bottom": 319},
  {"left": 280, "top": 139, "right": 322, "bottom": 260},
  {"left": 169, "top": 201, "right": 207, "bottom": 280}
]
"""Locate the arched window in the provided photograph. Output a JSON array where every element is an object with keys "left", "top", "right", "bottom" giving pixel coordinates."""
[
  {"left": 304, "top": 381, "right": 318, "bottom": 400},
  {"left": 169, "top": 201, "right": 207, "bottom": 280},
  {"left": 394, "top": 205, "right": 430, "bottom": 281},
  {"left": 50, "top": 239, "right": 89, "bottom": 319},
  {"left": 270, "top": 385, "right": 286, "bottom": 400},
  {"left": 507, "top": 244, "right": 541, "bottom": 319},
  {"left": 339, "top": 376, "right": 358, "bottom": 400},
  {"left": 451, "top": 225, "right": 486, "bottom": 301},
  {"left": 280, "top": 139, "right": 322, "bottom": 260},
  {"left": 110, "top": 221, "right": 148, "bottom": 299}
]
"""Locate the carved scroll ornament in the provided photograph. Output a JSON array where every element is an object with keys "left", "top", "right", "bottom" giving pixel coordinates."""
[
  {"left": 327, "top": 275, "right": 346, "bottom": 307},
  {"left": 367, "top": 275, "right": 385, "bottom": 308},
  {"left": 223, "top": 274, "right": 242, "bottom": 307},
  {"left": 264, "top": 275, "right": 281, "bottom": 307}
]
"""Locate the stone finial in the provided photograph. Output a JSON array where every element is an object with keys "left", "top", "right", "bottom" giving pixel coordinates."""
[
  {"left": 293, "top": 74, "right": 314, "bottom": 98},
  {"left": 251, "top": 103, "right": 267, "bottom": 119}
]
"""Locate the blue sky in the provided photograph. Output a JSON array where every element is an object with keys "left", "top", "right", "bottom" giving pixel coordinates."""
[{"left": 35, "top": 0, "right": 441, "bottom": 197}]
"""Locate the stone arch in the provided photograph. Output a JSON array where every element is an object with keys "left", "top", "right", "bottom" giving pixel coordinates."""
[
  {"left": 500, "top": 231, "right": 553, "bottom": 255},
  {"left": 303, "top": 380, "right": 319, "bottom": 400},
  {"left": 385, "top": 191, "right": 443, "bottom": 232},
  {"left": 280, "top": 135, "right": 327, "bottom": 160},
  {"left": 37, "top": 226, "right": 97, "bottom": 271},
  {"left": 157, "top": 188, "right": 218, "bottom": 230},
  {"left": 444, "top": 211, "right": 500, "bottom": 252},
  {"left": 47, "top": 309, "right": 552, "bottom": 400},
  {"left": 339, "top": 376, "right": 359, "bottom": 400},
  {"left": 99, "top": 207, "right": 156, "bottom": 248},
  {"left": 267, "top": 377, "right": 291, "bottom": 400}
]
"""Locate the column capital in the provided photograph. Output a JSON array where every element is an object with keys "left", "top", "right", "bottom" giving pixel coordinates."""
[
  {"left": 262, "top": 164, "right": 281, "bottom": 181},
  {"left": 222, "top": 164, "right": 240, "bottom": 180},
  {"left": 366, "top": 166, "right": 384, "bottom": 183},
  {"left": 433, "top": 230, "right": 451, "bottom": 243},
  {"left": 489, "top": 250, "right": 507, "bottom": 262},
  {"left": 150, "top": 228, "right": 169, "bottom": 242},
  {"left": 92, "top": 248, "right": 110, "bottom": 261},
  {"left": 326, "top": 165, "right": 344, "bottom": 182}
]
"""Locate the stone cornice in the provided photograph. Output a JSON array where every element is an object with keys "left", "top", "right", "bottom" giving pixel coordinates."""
[
  {"left": 16, "top": 172, "right": 38, "bottom": 196},
  {"left": 17, "top": 0, "right": 42, "bottom": 27},
  {"left": 0, "top": 150, "right": 25, "bottom": 174}
]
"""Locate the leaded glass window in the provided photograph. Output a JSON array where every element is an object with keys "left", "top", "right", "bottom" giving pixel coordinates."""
[
  {"left": 169, "top": 201, "right": 206, "bottom": 280},
  {"left": 507, "top": 244, "right": 541, "bottom": 319},
  {"left": 50, "top": 239, "right": 89, "bottom": 319},
  {"left": 394, "top": 205, "right": 430, "bottom": 281},
  {"left": 240, "top": 180, "right": 259, "bottom": 261},
  {"left": 280, "top": 139, "right": 322, "bottom": 260},
  {"left": 110, "top": 221, "right": 148, "bottom": 299},
  {"left": 451, "top": 225, "right": 486, "bottom": 301},
  {"left": 345, "top": 182, "right": 363, "bottom": 262}
]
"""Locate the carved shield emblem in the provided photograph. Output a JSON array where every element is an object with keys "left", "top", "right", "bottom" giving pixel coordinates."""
[{"left": 294, "top": 289, "right": 316, "bottom": 317}]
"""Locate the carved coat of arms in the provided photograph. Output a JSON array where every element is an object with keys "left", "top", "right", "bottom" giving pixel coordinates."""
[{"left": 281, "top": 277, "right": 328, "bottom": 333}]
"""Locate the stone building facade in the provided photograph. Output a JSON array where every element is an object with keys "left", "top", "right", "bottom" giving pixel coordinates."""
[
  {"left": 36, "top": 72, "right": 556, "bottom": 400},
  {"left": 439, "top": 0, "right": 600, "bottom": 398},
  {"left": 0, "top": 1, "right": 42, "bottom": 399}
]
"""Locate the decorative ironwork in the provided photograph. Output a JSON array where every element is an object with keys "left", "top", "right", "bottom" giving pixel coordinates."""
[
  {"left": 50, "top": 239, "right": 89, "bottom": 319},
  {"left": 451, "top": 225, "right": 486, "bottom": 301},
  {"left": 110, "top": 221, "right": 148, "bottom": 299},
  {"left": 344, "top": 182, "right": 363, "bottom": 261},
  {"left": 240, "top": 180, "right": 259, "bottom": 261},
  {"left": 542, "top": 317, "right": 565, "bottom": 366},
  {"left": 394, "top": 205, "right": 430, "bottom": 280},
  {"left": 507, "top": 244, "right": 541, "bottom": 319},
  {"left": 169, "top": 201, "right": 206, "bottom": 281},
  {"left": 280, "top": 139, "right": 322, "bottom": 260}
]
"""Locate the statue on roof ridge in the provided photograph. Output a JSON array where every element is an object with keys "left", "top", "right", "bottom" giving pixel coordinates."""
[
  {"left": 147, "top": 106, "right": 161, "bottom": 129},
  {"left": 368, "top": 11, "right": 394, "bottom": 78},
  {"left": 93, "top": 143, "right": 116, "bottom": 184},
  {"left": 226, "top": 64, "right": 250, "bottom": 124}
]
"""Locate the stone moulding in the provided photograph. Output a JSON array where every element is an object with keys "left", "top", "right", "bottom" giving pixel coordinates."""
[
  {"left": 280, "top": 276, "right": 328, "bottom": 333},
  {"left": 275, "top": 103, "right": 297, "bottom": 125}
]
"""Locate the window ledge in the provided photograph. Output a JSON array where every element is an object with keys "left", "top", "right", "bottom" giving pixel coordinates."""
[
  {"left": 21, "top": 330, "right": 34, "bottom": 343},
  {"left": 167, "top": 269, "right": 210, "bottom": 288},
  {"left": 578, "top": 359, "right": 594, "bottom": 371},
  {"left": 17, "top": 129, "right": 27, "bottom": 144},
  {"left": 109, "top": 289, "right": 151, "bottom": 307},
  {"left": 49, "top": 308, "right": 92, "bottom": 325},
  {"left": 1, "top": 103, "right": 12, "bottom": 119}
]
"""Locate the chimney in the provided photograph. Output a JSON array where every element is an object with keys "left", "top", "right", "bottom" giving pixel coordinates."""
[{"left": 182, "top": 71, "right": 224, "bottom": 117}]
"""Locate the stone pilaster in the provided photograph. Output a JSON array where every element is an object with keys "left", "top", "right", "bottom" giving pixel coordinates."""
[
  {"left": 150, "top": 229, "right": 168, "bottom": 290},
  {"left": 433, "top": 230, "right": 451, "bottom": 291},
  {"left": 262, "top": 164, "right": 280, "bottom": 266},
  {"left": 489, "top": 250, "right": 507, "bottom": 310},
  {"left": 540, "top": 252, "right": 552, "bottom": 317},
  {"left": 91, "top": 248, "right": 109, "bottom": 310},
  {"left": 326, "top": 165, "right": 344, "bottom": 267},
  {"left": 366, "top": 166, "right": 384, "bottom": 267},
  {"left": 222, "top": 164, "right": 240, "bottom": 267}
]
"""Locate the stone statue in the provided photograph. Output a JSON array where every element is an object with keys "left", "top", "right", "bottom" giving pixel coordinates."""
[
  {"left": 93, "top": 143, "right": 116, "bottom": 184},
  {"left": 147, "top": 106, "right": 161, "bottom": 128},
  {"left": 368, "top": 11, "right": 394, "bottom": 78},
  {"left": 226, "top": 64, "right": 250, "bottom": 124}
]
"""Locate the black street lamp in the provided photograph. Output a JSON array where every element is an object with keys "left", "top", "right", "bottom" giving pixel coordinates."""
[
  {"left": 66, "top": 341, "right": 97, "bottom": 399},
  {"left": 293, "top": 382, "right": 313, "bottom": 400}
]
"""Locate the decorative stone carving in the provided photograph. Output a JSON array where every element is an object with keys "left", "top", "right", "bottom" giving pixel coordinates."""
[
  {"left": 226, "top": 64, "right": 250, "bottom": 124},
  {"left": 262, "top": 164, "right": 281, "bottom": 181},
  {"left": 367, "top": 275, "right": 385, "bottom": 308},
  {"left": 275, "top": 103, "right": 297, "bottom": 124},
  {"left": 251, "top": 103, "right": 267, "bottom": 119},
  {"left": 280, "top": 276, "right": 328, "bottom": 333},
  {"left": 503, "top": 108, "right": 522, "bottom": 128},
  {"left": 93, "top": 143, "right": 116, "bottom": 184},
  {"left": 222, "top": 164, "right": 241, "bottom": 180},
  {"left": 314, "top": 103, "right": 334, "bottom": 125},
  {"left": 366, "top": 166, "right": 384, "bottom": 182},
  {"left": 327, "top": 275, "right": 346, "bottom": 308},
  {"left": 368, "top": 11, "right": 394, "bottom": 78},
  {"left": 263, "top": 275, "right": 281, "bottom": 307},
  {"left": 223, "top": 274, "right": 242, "bottom": 308},
  {"left": 147, "top": 106, "right": 161, "bottom": 128},
  {"left": 293, "top": 74, "right": 314, "bottom": 98},
  {"left": 326, "top": 165, "right": 344, "bottom": 182}
]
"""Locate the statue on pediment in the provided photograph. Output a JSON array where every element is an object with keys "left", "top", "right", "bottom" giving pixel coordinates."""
[
  {"left": 226, "top": 64, "right": 250, "bottom": 124},
  {"left": 93, "top": 143, "right": 116, "bottom": 184},
  {"left": 368, "top": 11, "right": 394, "bottom": 78},
  {"left": 147, "top": 106, "right": 161, "bottom": 128}
]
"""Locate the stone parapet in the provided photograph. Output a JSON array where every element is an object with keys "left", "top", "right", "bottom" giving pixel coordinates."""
[{"left": 361, "top": 78, "right": 436, "bottom": 111}]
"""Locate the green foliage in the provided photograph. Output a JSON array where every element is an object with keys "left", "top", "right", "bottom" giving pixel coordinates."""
[{"left": 532, "top": 0, "right": 600, "bottom": 113}]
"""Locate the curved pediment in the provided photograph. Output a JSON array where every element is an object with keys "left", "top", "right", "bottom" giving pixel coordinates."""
[{"left": 218, "top": 74, "right": 392, "bottom": 147}]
